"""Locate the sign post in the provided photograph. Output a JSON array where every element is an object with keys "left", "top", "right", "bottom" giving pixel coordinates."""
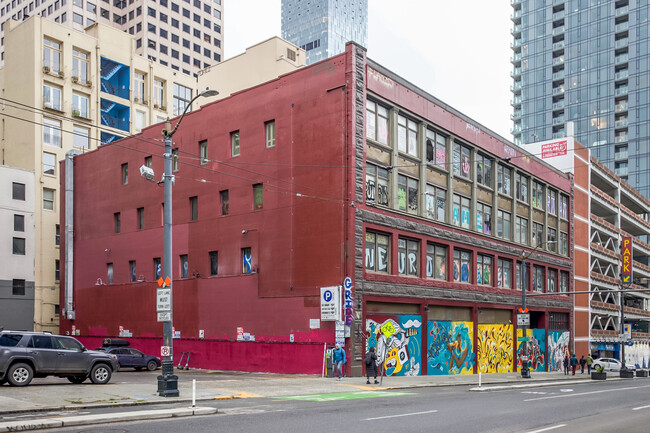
[{"left": 621, "top": 237, "right": 632, "bottom": 371}]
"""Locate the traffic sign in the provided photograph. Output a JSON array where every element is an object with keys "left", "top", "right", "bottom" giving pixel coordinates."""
[
  {"left": 380, "top": 321, "right": 396, "bottom": 339},
  {"left": 157, "top": 288, "right": 171, "bottom": 312},
  {"left": 517, "top": 313, "right": 530, "bottom": 326},
  {"left": 518, "top": 336, "right": 530, "bottom": 342},
  {"left": 157, "top": 311, "right": 171, "bottom": 322},
  {"left": 161, "top": 346, "right": 170, "bottom": 357},
  {"left": 320, "top": 286, "right": 341, "bottom": 321}
]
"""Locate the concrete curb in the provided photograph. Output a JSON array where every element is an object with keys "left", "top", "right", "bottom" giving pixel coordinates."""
[{"left": 0, "top": 407, "right": 217, "bottom": 432}]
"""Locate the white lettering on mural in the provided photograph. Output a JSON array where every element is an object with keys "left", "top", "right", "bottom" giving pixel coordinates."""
[
  {"left": 408, "top": 252, "right": 417, "bottom": 274},
  {"left": 377, "top": 246, "right": 388, "bottom": 272}
]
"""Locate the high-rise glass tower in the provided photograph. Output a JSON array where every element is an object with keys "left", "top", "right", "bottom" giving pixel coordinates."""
[
  {"left": 281, "top": 0, "right": 367, "bottom": 65},
  {"left": 511, "top": 0, "right": 650, "bottom": 197}
]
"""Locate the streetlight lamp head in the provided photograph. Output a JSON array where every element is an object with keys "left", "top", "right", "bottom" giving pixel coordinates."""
[{"left": 200, "top": 89, "right": 219, "bottom": 97}]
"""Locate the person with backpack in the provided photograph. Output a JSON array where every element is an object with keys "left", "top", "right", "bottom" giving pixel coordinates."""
[
  {"left": 586, "top": 354, "right": 594, "bottom": 374},
  {"left": 365, "top": 346, "right": 378, "bottom": 384},
  {"left": 570, "top": 353, "right": 579, "bottom": 375},
  {"left": 579, "top": 355, "right": 586, "bottom": 374},
  {"left": 332, "top": 343, "right": 346, "bottom": 380}
]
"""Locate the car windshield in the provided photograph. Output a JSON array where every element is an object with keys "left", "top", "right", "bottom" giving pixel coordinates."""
[{"left": 0, "top": 334, "right": 22, "bottom": 347}]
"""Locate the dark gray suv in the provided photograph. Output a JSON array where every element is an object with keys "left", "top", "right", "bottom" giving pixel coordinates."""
[{"left": 0, "top": 331, "right": 119, "bottom": 387}]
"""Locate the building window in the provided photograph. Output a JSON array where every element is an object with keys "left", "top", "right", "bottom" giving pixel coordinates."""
[
  {"left": 476, "top": 254, "right": 493, "bottom": 286},
  {"left": 172, "top": 148, "right": 179, "bottom": 171},
  {"left": 365, "top": 163, "right": 389, "bottom": 206},
  {"left": 55, "top": 224, "right": 60, "bottom": 246},
  {"left": 253, "top": 183, "right": 263, "bottom": 209},
  {"left": 209, "top": 251, "right": 218, "bottom": 275},
  {"left": 548, "top": 269, "right": 557, "bottom": 293},
  {"left": 154, "top": 79, "right": 165, "bottom": 107},
  {"left": 43, "top": 38, "right": 61, "bottom": 72},
  {"left": 498, "top": 258, "right": 512, "bottom": 288},
  {"left": 365, "top": 231, "right": 390, "bottom": 273},
  {"left": 12, "top": 182, "right": 25, "bottom": 200},
  {"left": 532, "top": 222, "right": 543, "bottom": 247},
  {"left": 532, "top": 181, "right": 544, "bottom": 209},
  {"left": 476, "top": 154, "right": 492, "bottom": 187},
  {"left": 114, "top": 212, "right": 121, "bottom": 233},
  {"left": 180, "top": 254, "right": 188, "bottom": 278},
  {"left": 107, "top": 263, "right": 113, "bottom": 284},
  {"left": 134, "top": 71, "right": 145, "bottom": 101},
  {"left": 533, "top": 265, "right": 544, "bottom": 292},
  {"left": 398, "top": 174, "right": 418, "bottom": 214},
  {"left": 144, "top": 156, "right": 152, "bottom": 168},
  {"left": 425, "top": 129, "right": 446, "bottom": 168},
  {"left": 559, "top": 194, "right": 568, "bottom": 219},
  {"left": 137, "top": 207, "right": 144, "bottom": 229},
  {"left": 547, "top": 189, "right": 557, "bottom": 215},
  {"left": 43, "top": 188, "right": 55, "bottom": 210},
  {"left": 452, "top": 194, "right": 470, "bottom": 229},
  {"left": 426, "top": 243, "right": 447, "bottom": 280},
  {"left": 73, "top": 125, "right": 89, "bottom": 149},
  {"left": 560, "top": 271, "right": 569, "bottom": 293},
  {"left": 476, "top": 202, "right": 491, "bottom": 234},
  {"left": 398, "top": 238, "right": 419, "bottom": 276},
  {"left": 73, "top": 12, "right": 82, "bottom": 23},
  {"left": 242, "top": 247, "right": 252, "bottom": 274},
  {"left": 496, "top": 210, "right": 511, "bottom": 240},
  {"left": 173, "top": 82, "right": 192, "bottom": 115},
  {"left": 265, "top": 120, "right": 275, "bottom": 148},
  {"left": 514, "top": 216, "right": 528, "bottom": 245},
  {"left": 516, "top": 262, "right": 522, "bottom": 290},
  {"left": 43, "top": 118, "right": 62, "bottom": 147},
  {"left": 72, "top": 48, "right": 88, "bottom": 84},
  {"left": 425, "top": 184, "right": 446, "bottom": 222},
  {"left": 453, "top": 249, "right": 471, "bottom": 283},
  {"left": 12, "top": 279, "right": 26, "bottom": 296},
  {"left": 13, "top": 237, "right": 26, "bottom": 255},
  {"left": 195, "top": 140, "right": 206, "bottom": 165},
  {"left": 515, "top": 173, "right": 529, "bottom": 203},
  {"left": 129, "top": 260, "right": 136, "bottom": 282},
  {"left": 72, "top": 92, "right": 89, "bottom": 118},
  {"left": 43, "top": 152, "right": 56, "bottom": 175},
  {"left": 14, "top": 214, "right": 25, "bottom": 231},
  {"left": 190, "top": 196, "right": 198, "bottom": 221},
  {"left": 121, "top": 163, "right": 128, "bottom": 185},
  {"left": 547, "top": 228, "right": 557, "bottom": 252},
  {"left": 366, "top": 100, "right": 389, "bottom": 145},
  {"left": 560, "top": 232, "right": 568, "bottom": 256},
  {"left": 220, "top": 190, "right": 229, "bottom": 215},
  {"left": 453, "top": 142, "right": 471, "bottom": 178},
  {"left": 231, "top": 130, "right": 240, "bottom": 156},
  {"left": 55, "top": 259, "right": 60, "bottom": 281},
  {"left": 497, "top": 164, "right": 511, "bottom": 195},
  {"left": 153, "top": 257, "right": 161, "bottom": 279},
  {"left": 397, "top": 115, "right": 418, "bottom": 157},
  {"left": 43, "top": 84, "right": 62, "bottom": 110}
]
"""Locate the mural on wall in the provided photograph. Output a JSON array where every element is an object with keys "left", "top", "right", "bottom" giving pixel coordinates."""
[
  {"left": 366, "top": 315, "right": 422, "bottom": 376},
  {"left": 477, "top": 324, "right": 513, "bottom": 373},
  {"left": 427, "top": 321, "right": 475, "bottom": 375},
  {"left": 547, "top": 331, "right": 570, "bottom": 372},
  {"left": 516, "top": 328, "right": 546, "bottom": 372}
]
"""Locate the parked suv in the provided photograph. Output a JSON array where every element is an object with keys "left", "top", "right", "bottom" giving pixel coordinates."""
[{"left": 0, "top": 331, "right": 119, "bottom": 387}]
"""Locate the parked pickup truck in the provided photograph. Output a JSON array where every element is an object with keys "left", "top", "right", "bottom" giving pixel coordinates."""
[{"left": 0, "top": 330, "right": 119, "bottom": 387}]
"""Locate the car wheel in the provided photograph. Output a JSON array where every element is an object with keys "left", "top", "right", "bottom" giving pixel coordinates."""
[
  {"left": 147, "top": 360, "right": 158, "bottom": 371},
  {"left": 7, "top": 363, "right": 33, "bottom": 387},
  {"left": 67, "top": 375, "right": 87, "bottom": 384},
  {"left": 90, "top": 364, "right": 112, "bottom": 384},
  {"left": 592, "top": 364, "right": 601, "bottom": 370}
]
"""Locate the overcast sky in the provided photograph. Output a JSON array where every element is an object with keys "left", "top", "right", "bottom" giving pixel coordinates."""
[{"left": 224, "top": 0, "right": 513, "bottom": 142}]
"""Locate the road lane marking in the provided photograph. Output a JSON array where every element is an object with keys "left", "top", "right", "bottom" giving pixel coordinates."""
[
  {"left": 364, "top": 410, "right": 438, "bottom": 421},
  {"left": 526, "top": 424, "right": 566, "bottom": 433},
  {"left": 524, "top": 384, "right": 650, "bottom": 402},
  {"left": 632, "top": 404, "right": 650, "bottom": 410},
  {"left": 276, "top": 390, "right": 415, "bottom": 402}
]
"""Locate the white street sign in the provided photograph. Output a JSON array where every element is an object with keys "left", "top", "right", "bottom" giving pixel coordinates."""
[
  {"left": 157, "top": 311, "right": 171, "bottom": 322},
  {"left": 157, "top": 288, "right": 171, "bottom": 312},
  {"left": 320, "top": 286, "right": 341, "bottom": 321},
  {"left": 517, "top": 313, "right": 530, "bottom": 326}
]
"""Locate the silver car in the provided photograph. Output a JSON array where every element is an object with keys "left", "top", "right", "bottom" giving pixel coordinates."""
[{"left": 592, "top": 357, "right": 635, "bottom": 372}]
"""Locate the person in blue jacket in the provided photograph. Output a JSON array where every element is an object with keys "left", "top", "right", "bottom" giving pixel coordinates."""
[{"left": 332, "top": 343, "right": 346, "bottom": 380}]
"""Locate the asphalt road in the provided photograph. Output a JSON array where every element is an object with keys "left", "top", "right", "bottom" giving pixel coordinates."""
[{"left": 39, "top": 380, "right": 650, "bottom": 433}]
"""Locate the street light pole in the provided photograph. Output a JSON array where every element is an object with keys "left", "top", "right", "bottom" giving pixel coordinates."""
[{"left": 157, "top": 89, "right": 218, "bottom": 397}]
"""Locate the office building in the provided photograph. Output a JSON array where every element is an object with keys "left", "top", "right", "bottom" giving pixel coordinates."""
[
  {"left": 281, "top": 0, "right": 367, "bottom": 64},
  {"left": 60, "top": 42, "right": 573, "bottom": 376},
  {"left": 510, "top": 0, "right": 650, "bottom": 198},
  {"left": 0, "top": 0, "right": 223, "bottom": 76}
]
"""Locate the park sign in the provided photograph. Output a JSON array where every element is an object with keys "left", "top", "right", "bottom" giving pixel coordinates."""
[{"left": 621, "top": 236, "right": 632, "bottom": 285}]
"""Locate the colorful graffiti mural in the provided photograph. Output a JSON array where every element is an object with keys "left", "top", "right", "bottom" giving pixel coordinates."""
[
  {"left": 477, "top": 324, "right": 513, "bottom": 373},
  {"left": 547, "top": 331, "right": 570, "bottom": 372},
  {"left": 366, "top": 315, "right": 422, "bottom": 376},
  {"left": 427, "top": 321, "right": 475, "bottom": 375},
  {"left": 516, "top": 328, "right": 546, "bottom": 372}
]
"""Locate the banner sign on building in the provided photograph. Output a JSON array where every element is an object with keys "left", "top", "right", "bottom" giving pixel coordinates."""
[
  {"left": 541, "top": 140, "right": 568, "bottom": 159},
  {"left": 343, "top": 277, "right": 353, "bottom": 326},
  {"left": 320, "top": 286, "right": 341, "bottom": 321},
  {"left": 621, "top": 236, "right": 632, "bottom": 285}
]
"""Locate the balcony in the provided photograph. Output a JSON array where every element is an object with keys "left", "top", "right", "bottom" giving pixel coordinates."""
[
  {"left": 552, "top": 26, "right": 565, "bottom": 36},
  {"left": 552, "top": 70, "right": 565, "bottom": 81},
  {"left": 615, "top": 150, "right": 629, "bottom": 161},
  {"left": 552, "top": 86, "right": 565, "bottom": 96},
  {"left": 615, "top": 22, "right": 629, "bottom": 33},
  {"left": 511, "top": 110, "right": 522, "bottom": 121},
  {"left": 511, "top": 24, "right": 522, "bottom": 35},
  {"left": 615, "top": 118, "right": 629, "bottom": 129},
  {"left": 511, "top": 82, "right": 522, "bottom": 92},
  {"left": 510, "top": 67, "right": 521, "bottom": 78},
  {"left": 615, "top": 38, "right": 629, "bottom": 49},
  {"left": 552, "top": 117, "right": 565, "bottom": 125},
  {"left": 552, "top": 11, "right": 565, "bottom": 21},
  {"left": 511, "top": 53, "right": 522, "bottom": 63},
  {"left": 552, "top": 41, "right": 565, "bottom": 51},
  {"left": 615, "top": 102, "right": 628, "bottom": 113},
  {"left": 511, "top": 125, "right": 522, "bottom": 134},
  {"left": 615, "top": 5, "right": 629, "bottom": 17},
  {"left": 511, "top": 10, "right": 522, "bottom": 21},
  {"left": 553, "top": 100, "right": 565, "bottom": 110},
  {"left": 615, "top": 86, "right": 629, "bottom": 97},
  {"left": 552, "top": 55, "right": 565, "bottom": 66},
  {"left": 552, "top": 131, "right": 565, "bottom": 139},
  {"left": 511, "top": 0, "right": 521, "bottom": 5},
  {"left": 511, "top": 39, "right": 522, "bottom": 49},
  {"left": 511, "top": 96, "right": 522, "bottom": 106},
  {"left": 615, "top": 54, "right": 629, "bottom": 65},
  {"left": 615, "top": 134, "right": 629, "bottom": 144},
  {"left": 615, "top": 69, "right": 629, "bottom": 81}
]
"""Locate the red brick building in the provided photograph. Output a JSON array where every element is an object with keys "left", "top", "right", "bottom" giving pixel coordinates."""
[{"left": 61, "top": 43, "right": 574, "bottom": 376}]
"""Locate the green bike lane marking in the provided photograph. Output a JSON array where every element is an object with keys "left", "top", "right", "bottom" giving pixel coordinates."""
[{"left": 274, "top": 391, "right": 416, "bottom": 402}]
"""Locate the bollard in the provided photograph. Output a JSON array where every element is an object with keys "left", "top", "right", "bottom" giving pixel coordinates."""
[
  {"left": 478, "top": 372, "right": 482, "bottom": 388},
  {"left": 192, "top": 379, "right": 196, "bottom": 408}
]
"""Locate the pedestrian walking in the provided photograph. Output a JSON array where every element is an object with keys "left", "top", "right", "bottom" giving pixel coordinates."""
[
  {"left": 586, "top": 354, "right": 594, "bottom": 374},
  {"left": 364, "top": 347, "right": 379, "bottom": 384},
  {"left": 332, "top": 343, "right": 346, "bottom": 380},
  {"left": 563, "top": 354, "right": 569, "bottom": 375},
  {"left": 570, "top": 353, "right": 578, "bottom": 375},
  {"left": 579, "top": 355, "right": 586, "bottom": 374}
]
